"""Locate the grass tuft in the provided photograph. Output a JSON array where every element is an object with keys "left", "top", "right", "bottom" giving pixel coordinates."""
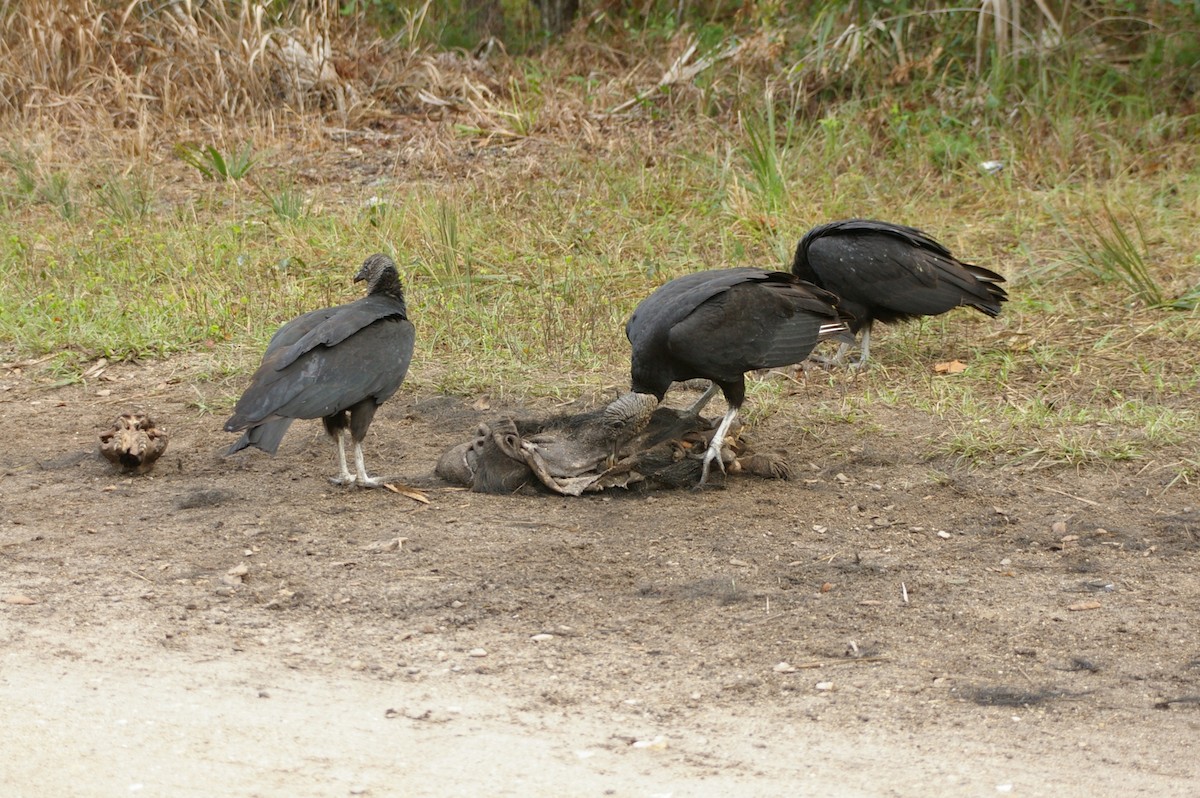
[{"left": 97, "top": 173, "right": 154, "bottom": 223}]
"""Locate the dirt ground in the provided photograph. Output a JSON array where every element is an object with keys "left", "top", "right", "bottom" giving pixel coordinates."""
[{"left": 2, "top": 354, "right": 1198, "bottom": 796}]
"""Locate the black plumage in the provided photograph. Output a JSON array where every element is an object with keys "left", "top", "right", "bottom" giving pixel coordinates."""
[
  {"left": 627, "top": 267, "right": 851, "bottom": 486},
  {"left": 224, "top": 253, "right": 415, "bottom": 487},
  {"left": 791, "top": 219, "right": 1008, "bottom": 366}
]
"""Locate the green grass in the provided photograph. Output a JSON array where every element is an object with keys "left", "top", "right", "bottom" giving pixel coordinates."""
[{"left": 1, "top": 15, "right": 1199, "bottom": 472}]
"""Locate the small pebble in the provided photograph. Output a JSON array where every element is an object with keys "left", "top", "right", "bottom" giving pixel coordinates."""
[
  {"left": 937, "top": 531, "right": 952, "bottom": 539},
  {"left": 468, "top": 648, "right": 487, "bottom": 657},
  {"left": 815, "top": 681, "right": 834, "bottom": 691},
  {"left": 631, "top": 735, "right": 667, "bottom": 750},
  {"left": 774, "top": 661, "right": 796, "bottom": 673},
  {"left": 530, "top": 633, "right": 554, "bottom": 642}
]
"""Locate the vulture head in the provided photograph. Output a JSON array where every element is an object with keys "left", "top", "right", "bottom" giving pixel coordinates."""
[{"left": 354, "top": 253, "right": 405, "bottom": 300}]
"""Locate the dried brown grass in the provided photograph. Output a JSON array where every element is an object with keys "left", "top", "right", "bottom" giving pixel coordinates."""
[{"left": 0, "top": 0, "right": 511, "bottom": 144}]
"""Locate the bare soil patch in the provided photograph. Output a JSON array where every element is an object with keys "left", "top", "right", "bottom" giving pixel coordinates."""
[{"left": 2, "top": 356, "right": 1198, "bottom": 795}]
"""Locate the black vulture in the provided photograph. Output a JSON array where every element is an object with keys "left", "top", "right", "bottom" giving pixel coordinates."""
[
  {"left": 627, "top": 267, "right": 851, "bottom": 486},
  {"left": 791, "top": 219, "right": 1008, "bottom": 367},
  {"left": 224, "top": 253, "right": 415, "bottom": 487}
]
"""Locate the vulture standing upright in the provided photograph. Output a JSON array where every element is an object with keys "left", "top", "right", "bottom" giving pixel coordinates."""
[
  {"left": 627, "top": 267, "right": 851, "bottom": 486},
  {"left": 791, "top": 219, "right": 1008, "bottom": 366},
  {"left": 224, "top": 253, "right": 415, "bottom": 487}
]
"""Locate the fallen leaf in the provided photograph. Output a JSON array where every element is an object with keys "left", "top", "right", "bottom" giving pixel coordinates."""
[
  {"left": 3, "top": 594, "right": 37, "bottom": 605},
  {"left": 933, "top": 360, "right": 967, "bottom": 374},
  {"left": 1068, "top": 600, "right": 1102, "bottom": 611},
  {"left": 472, "top": 395, "right": 491, "bottom": 411},
  {"left": 383, "top": 483, "right": 430, "bottom": 504}
]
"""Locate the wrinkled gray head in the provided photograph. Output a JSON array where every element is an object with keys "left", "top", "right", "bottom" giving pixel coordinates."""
[
  {"left": 600, "top": 392, "right": 658, "bottom": 440},
  {"left": 353, "top": 253, "right": 403, "bottom": 296}
]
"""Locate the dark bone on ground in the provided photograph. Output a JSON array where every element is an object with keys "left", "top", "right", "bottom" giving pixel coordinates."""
[
  {"left": 99, "top": 411, "right": 169, "bottom": 474},
  {"left": 436, "top": 392, "right": 791, "bottom": 495}
]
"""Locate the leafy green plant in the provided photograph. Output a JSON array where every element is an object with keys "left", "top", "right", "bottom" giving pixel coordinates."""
[{"left": 175, "top": 142, "right": 259, "bottom": 181}]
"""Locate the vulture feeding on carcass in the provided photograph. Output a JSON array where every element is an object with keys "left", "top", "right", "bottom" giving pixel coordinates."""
[
  {"left": 626, "top": 267, "right": 851, "bottom": 486},
  {"left": 224, "top": 253, "right": 415, "bottom": 487},
  {"left": 99, "top": 411, "right": 169, "bottom": 474},
  {"left": 790, "top": 219, "right": 1008, "bottom": 367}
]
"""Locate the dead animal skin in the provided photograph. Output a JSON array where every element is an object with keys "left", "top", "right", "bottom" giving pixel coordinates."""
[
  {"left": 436, "top": 393, "right": 659, "bottom": 494},
  {"left": 436, "top": 393, "right": 791, "bottom": 495},
  {"left": 99, "top": 412, "right": 169, "bottom": 474}
]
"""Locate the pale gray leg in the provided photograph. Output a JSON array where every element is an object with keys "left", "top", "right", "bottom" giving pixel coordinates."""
[
  {"left": 850, "top": 324, "right": 872, "bottom": 370},
  {"left": 329, "top": 431, "right": 357, "bottom": 485},
  {"left": 808, "top": 340, "right": 853, "bottom": 367},
  {"left": 699, "top": 406, "right": 738, "bottom": 487},
  {"left": 686, "top": 382, "right": 721, "bottom": 415},
  {"left": 353, "top": 441, "right": 384, "bottom": 488}
]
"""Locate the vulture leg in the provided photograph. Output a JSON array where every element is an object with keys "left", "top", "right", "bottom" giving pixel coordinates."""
[
  {"left": 851, "top": 323, "right": 873, "bottom": 370},
  {"left": 323, "top": 411, "right": 358, "bottom": 485},
  {"left": 330, "top": 431, "right": 357, "bottom": 485},
  {"left": 823, "top": 341, "right": 853, "bottom": 367},
  {"left": 699, "top": 405, "right": 739, "bottom": 487},
  {"left": 818, "top": 321, "right": 870, "bottom": 369},
  {"left": 686, "top": 382, "right": 721, "bottom": 416},
  {"left": 348, "top": 399, "right": 384, "bottom": 488},
  {"left": 352, "top": 442, "right": 383, "bottom": 487}
]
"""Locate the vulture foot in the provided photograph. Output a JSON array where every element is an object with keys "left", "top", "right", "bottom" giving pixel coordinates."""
[{"left": 697, "top": 440, "right": 728, "bottom": 488}]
